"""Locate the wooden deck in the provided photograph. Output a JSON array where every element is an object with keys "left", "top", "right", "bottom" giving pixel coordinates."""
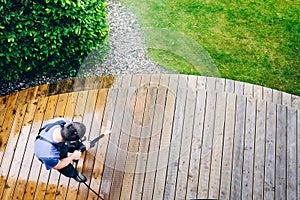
[{"left": 0, "top": 74, "right": 299, "bottom": 200}]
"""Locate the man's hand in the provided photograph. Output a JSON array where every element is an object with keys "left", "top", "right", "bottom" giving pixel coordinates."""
[{"left": 71, "top": 150, "right": 82, "bottom": 160}]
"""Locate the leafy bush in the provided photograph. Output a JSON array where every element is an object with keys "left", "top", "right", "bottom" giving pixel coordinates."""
[{"left": 0, "top": 0, "right": 108, "bottom": 81}]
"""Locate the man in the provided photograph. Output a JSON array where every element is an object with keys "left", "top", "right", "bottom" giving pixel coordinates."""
[{"left": 34, "top": 118, "right": 90, "bottom": 182}]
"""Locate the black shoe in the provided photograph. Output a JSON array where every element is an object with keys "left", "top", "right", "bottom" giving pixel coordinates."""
[{"left": 75, "top": 173, "right": 87, "bottom": 182}]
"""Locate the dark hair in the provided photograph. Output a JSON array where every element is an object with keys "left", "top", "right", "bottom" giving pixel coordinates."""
[{"left": 61, "top": 124, "right": 80, "bottom": 141}]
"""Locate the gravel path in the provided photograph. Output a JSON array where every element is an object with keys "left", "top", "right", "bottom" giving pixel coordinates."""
[{"left": 0, "top": 0, "right": 170, "bottom": 97}]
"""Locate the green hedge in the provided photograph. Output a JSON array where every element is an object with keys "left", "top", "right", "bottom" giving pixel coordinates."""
[{"left": 0, "top": 0, "right": 108, "bottom": 81}]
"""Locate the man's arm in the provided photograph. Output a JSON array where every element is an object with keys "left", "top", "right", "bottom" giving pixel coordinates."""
[{"left": 53, "top": 150, "right": 81, "bottom": 170}]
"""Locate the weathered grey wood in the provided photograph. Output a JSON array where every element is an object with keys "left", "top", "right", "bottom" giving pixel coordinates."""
[
  {"left": 286, "top": 107, "right": 297, "bottom": 199},
  {"left": 198, "top": 91, "right": 217, "bottom": 198},
  {"left": 142, "top": 77, "right": 168, "bottom": 199},
  {"left": 208, "top": 92, "right": 226, "bottom": 199},
  {"left": 253, "top": 100, "right": 266, "bottom": 200},
  {"left": 219, "top": 93, "right": 237, "bottom": 200},
  {"left": 263, "top": 87, "right": 273, "bottom": 103},
  {"left": 244, "top": 83, "right": 253, "bottom": 97},
  {"left": 152, "top": 75, "right": 178, "bottom": 200},
  {"left": 206, "top": 76, "right": 216, "bottom": 91},
  {"left": 264, "top": 102, "right": 276, "bottom": 200},
  {"left": 297, "top": 109, "right": 300, "bottom": 200},
  {"left": 186, "top": 89, "right": 206, "bottom": 199},
  {"left": 175, "top": 76, "right": 197, "bottom": 200},
  {"left": 164, "top": 75, "right": 188, "bottom": 200},
  {"left": 234, "top": 81, "right": 244, "bottom": 96},
  {"left": 275, "top": 104, "right": 287, "bottom": 200},
  {"left": 273, "top": 89, "right": 282, "bottom": 105},
  {"left": 197, "top": 76, "right": 207, "bottom": 90},
  {"left": 100, "top": 88, "right": 127, "bottom": 200},
  {"left": 230, "top": 95, "right": 246, "bottom": 200},
  {"left": 254, "top": 85, "right": 263, "bottom": 100},
  {"left": 292, "top": 95, "right": 300, "bottom": 109},
  {"left": 282, "top": 92, "right": 292, "bottom": 107},
  {"left": 215, "top": 77, "right": 225, "bottom": 93},
  {"left": 225, "top": 79, "right": 235, "bottom": 93}
]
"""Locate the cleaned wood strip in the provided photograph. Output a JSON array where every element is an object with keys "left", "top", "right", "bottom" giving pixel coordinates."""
[
  {"left": 108, "top": 87, "right": 137, "bottom": 200},
  {"left": 2, "top": 98, "right": 38, "bottom": 199},
  {"left": 263, "top": 87, "right": 273, "bottom": 103},
  {"left": 99, "top": 88, "right": 127, "bottom": 199},
  {"left": 263, "top": 102, "right": 276, "bottom": 200},
  {"left": 142, "top": 79, "right": 169, "bottom": 199},
  {"left": 206, "top": 76, "right": 216, "bottom": 91},
  {"left": 253, "top": 100, "right": 267, "bottom": 200},
  {"left": 275, "top": 104, "right": 287, "bottom": 200},
  {"left": 230, "top": 95, "right": 247, "bottom": 200},
  {"left": 219, "top": 93, "right": 237, "bottom": 200},
  {"left": 152, "top": 75, "right": 178, "bottom": 200},
  {"left": 164, "top": 75, "right": 188, "bottom": 200},
  {"left": 273, "top": 89, "right": 282, "bottom": 105},
  {"left": 87, "top": 88, "right": 118, "bottom": 200},
  {"left": 119, "top": 86, "right": 148, "bottom": 200},
  {"left": 175, "top": 76, "right": 197, "bottom": 200},
  {"left": 76, "top": 90, "right": 99, "bottom": 200},
  {"left": 0, "top": 103, "right": 27, "bottom": 199},
  {"left": 186, "top": 89, "right": 206, "bottom": 199},
  {"left": 197, "top": 76, "right": 207, "bottom": 90},
  {"left": 242, "top": 97, "right": 256, "bottom": 199},
  {"left": 197, "top": 91, "right": 217, "bottom": 198},
  {"left": 131, "top": 86, "right": 158, "bottom": 200},
  {"left": 32, "top": 95, "right": 59, "bottom": 200},
  {"left": 208, "top": 92, "right": 226, "bottom": 199},
  {"left": 292, "top": 95, "right": 300, "bottom": 109},
  {"left": 21, "top": 97, "right": 49, "bottom": 200},
  {"left": 287, "top": 107, "right": 297, "bottom": 199},
  {"left": 65, "top": 91, "right": 89, "bottom": 200}
]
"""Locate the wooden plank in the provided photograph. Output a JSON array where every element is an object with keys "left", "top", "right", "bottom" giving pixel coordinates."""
[
  {"left": 36, "top": 84, "right": 50, "bottom": 98},
  {"left": 1, "top": 98, "right": 38, "bottom": 199},
  {"left": 0, "top": 93, "right": 18, "bottom": 134},
  {"left": 99, "top": 76, "right": 116, "bottom": 89},
  {"left": 108, "top": 87, "right": 137, "bottom": 200},
  {"left": 263, "top": 87, "right": 273, "bottom": 103},
  {"left": 208, "top": 92, "right": 226, "bottom": 199},
  {"left": 225, "top": 79, "right": 235, "bottom": 93},
  {"left": 219, "top": 93, "right": 237, "bottom": 200},
  {"left": 254, "top": 85, "right": 263, "bottom": 100},
  {"left": 32, "top": 95, "right": 59, "bottom": 200},
  {"left": 215, "top": 77, "right": 225, "bottom": 93},
  {"left": 175, "top": 76, "right": 197, "bottom": 200},
  {"left": 197, "top": 76, "right": 207, "bottom": 90},
  {"left": 286, "top": 107, "right": 297, "bottom": 199},
  {"left": 253, "top": 100, "right": 267, "bottom": 200},
  {"left": 263, "top": 102, "right": 276, "bottom": 200},
  {"left": 197, "top": 91, "right": 217, "bottom": 198},
  {"left": 0, "top": 103, "right": 27, "bottom": 199},
  {"left": 76, "top": 90, "right": 100, "bottom": 200},
  {"left": 163, "top": 75, "right": 188, "bottom": 200},
  {"left": 206, "top": 76, "right": 216, "bottom": 91},
  {"left": 87, "top": 88, "right": 117, "bottom": 200},
  {"left": 131, "top": 86, "right": 158, "bottom": 199},
  {"left": 152, "top": 75, "right": 178, "bottom": 200},
  {"left": 84, "top": 77, "right": 97, "bottom": 90},
  {"left": 244, "top": 82, "right": 253, "bottom": 97},
  {"left": 65, "top": 91, "right": 89, "bottom": 200},
  {"left": 98, "top": 88, "right": 127, "bottom": 199},
  {"left": 234, "top": 81, "right": 244, "bottom": 96},
  {"left": 230, "top": 95, "right": 247, "bottom": 200},
  {"left": 272, "top": 89, "right": 282, "bottom": 105},
  {"left": 83, "top": 89, "right": 110, "bottom": 199},
  {"left": 186, "top": 89, "right": 207, "bottom": 199},
  {"left": 142, "top": 76, "right": 169, "bottom": 199},
  {"left": 21, "top": 97, "right": 49, "bottom": 200},
  {"left": 291, "top": 95, "right": 300, "bottom": 109},
  {"left": 43, "top": 93, "right": 70, "bottom": 200},
  {"left": 119, "top": 85, "right": 148, "bottom": 200},
  {"left": 275, "top": 104, "right": 287, "bottom": 200},
  {"left": 297, "top": 110, "right": 300, "bottom": 200},
  {"left": 241, "top": 97, "right": 256, "bottom": 199},
  {"left": 15, "top": 88, "right": 29, "bottom": 105},
  {"left": 282, "top": 92, "right": 292, "bottom": 107}
]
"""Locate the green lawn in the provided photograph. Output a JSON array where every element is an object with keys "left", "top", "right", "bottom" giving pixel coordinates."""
[{"left": 120, "top": 0, "right": 300, "bottom": 96}]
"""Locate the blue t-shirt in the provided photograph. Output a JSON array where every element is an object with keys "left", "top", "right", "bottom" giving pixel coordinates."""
[{"left": 34, "top": 118, "right": 70, "bottom": 170}]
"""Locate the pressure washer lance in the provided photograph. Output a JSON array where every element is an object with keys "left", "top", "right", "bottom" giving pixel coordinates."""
[{"left": 75, "top": 130, "right": 111, "bottom": 199}]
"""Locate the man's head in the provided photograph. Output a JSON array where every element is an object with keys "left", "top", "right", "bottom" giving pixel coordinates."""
[{"left": 61, "top": 122, "right": 86, "bottom": 141}]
